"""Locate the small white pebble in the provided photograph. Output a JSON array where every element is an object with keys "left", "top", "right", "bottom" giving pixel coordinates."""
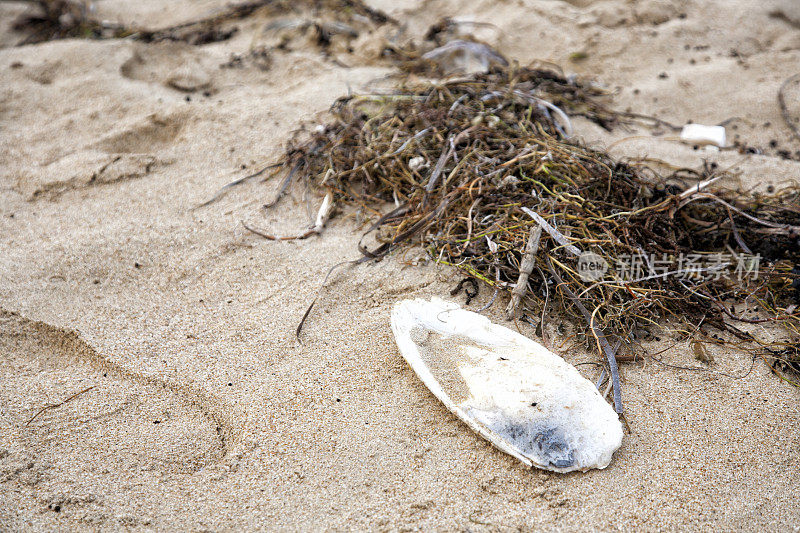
[
  {"left": 408, "top": 156, "right": 428, "bottom": 172},
  {"left": 500, "top": 175, "right": 520, "bottom": 188},
  {"left": 680, "top": 124, "right": 726, "bottom": 147}
]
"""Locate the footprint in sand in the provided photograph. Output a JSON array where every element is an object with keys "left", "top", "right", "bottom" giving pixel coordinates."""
[
  {"left": 22, "top": 59, "right": 63, "bottom": 86},
  {"left": 14, "top": 106, "right": 187, "bottom": 200},
  {"left": 13, "top": 109, "right": 192, "bottom": 199},
  {"left": 0, "top": 310, "right": 228, "bottom": 519},
  {"left": 120, "top": 41, "right": 217, "bottom": 94},
  {"left": 15, "top": 151, "right": 169, "bottom": 200},
  {"left": 570, "top": 0, "right": 679, "bottom": 28},
  {"left": 93, "top": 110, "right": 189, "bottom": 155}
]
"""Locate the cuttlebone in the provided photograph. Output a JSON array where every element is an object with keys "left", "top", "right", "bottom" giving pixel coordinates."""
[{"left": 390, "top": 297, "right": 623, "bottom": 473}]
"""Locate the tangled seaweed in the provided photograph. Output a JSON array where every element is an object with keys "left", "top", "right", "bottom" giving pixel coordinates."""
[
  {"left": 268, "top": 66, "right": 800, "bottom": 391},
  {"left": 9, "top": 0, "right": 393, "bottom": 46}
]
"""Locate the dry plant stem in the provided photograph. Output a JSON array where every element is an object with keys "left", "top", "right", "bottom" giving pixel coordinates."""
[
  {"left": 242, "top": 221, "right": 315, "bottom": 240},
  {"left": 595, "top": 368, "right": 607, "bottom": 389},
  {"left": 679, "top": 192, "right": 800, "bottom": 233},
  {"left": 25, "top": 386, "right": 96, "bottom": 426},
  {"left": 243, "top": 191, "right": 333, "bottom": 241},
  {"left": 727, "top": 208, "right": 753, "bottom": 254},
  {"left": 296, "top": 259, "right": 362, "bottom": 341},
  {"left": 195, "top": 162, "right": 280, "bottom": 209},
  {"left": 264, "top": 163, "right": 300, "bottom": 209},
  {"left": 506, "top": 225, "right": 542, "bottom": 319},
  {"left": 521, "top": 207, "right": 581, "bottom": 256},
  {"left": 478, "top": 267, "right": 501, "bottom": 312},
  {"left": 422, "top": 139, "right": 454, "bottom": 205},
  {"left": 313, "top": 192, "right": 334, "bottom": 230},
  {"left": 547, "top": 258, "right": 624, "bottom": 414},
  {"left": 677, "top": 173, "right": 725, "bottom": 200}
]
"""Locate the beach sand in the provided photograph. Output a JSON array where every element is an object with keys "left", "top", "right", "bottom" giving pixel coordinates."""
[{"left": 1, "top": 0, "right": 799, "bottom": 530}]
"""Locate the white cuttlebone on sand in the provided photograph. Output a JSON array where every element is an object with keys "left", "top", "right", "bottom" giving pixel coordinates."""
[{"left": 390, "top": 297, "right": 623, "bottom": 473}]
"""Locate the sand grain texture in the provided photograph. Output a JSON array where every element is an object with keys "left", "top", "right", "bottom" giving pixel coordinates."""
[{"left": 1, "top": 0, "right": 799, "bottom": 530}]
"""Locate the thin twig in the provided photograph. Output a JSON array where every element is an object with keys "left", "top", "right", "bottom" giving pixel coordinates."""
[
  {"left": 506, "top": 225, "right": 542, "bottom": 319},
  {"left": 264, "top": 162, "right": 300, "bottom": 209},
  {"left": 521, "top": 207, "right": 581, "bottom": 256},
  {"left": 478, "top": 267, "right": 501, "bottom": 312},
  {"left": 26, "top": 386, "right": 96, "bottom": 426},
  {"left": 296, "top": 259, "right": 359, "bottom": 342},
  {"left": 194, "top": 163, "right": 279, "bottom": 209}
]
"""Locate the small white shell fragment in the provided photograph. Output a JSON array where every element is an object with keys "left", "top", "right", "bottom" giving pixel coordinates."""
[
  {"left": 391, "top": 297, "right": 623, "bottom": 473},
  {"left": 313, "top": 192, "right": 333, "bottom": 231},
  {"left": 680, "top": 124, "right": 727, "bottom": 147},
  {"left": 408, "top": 156, "right": 428, "bottom": 172}
]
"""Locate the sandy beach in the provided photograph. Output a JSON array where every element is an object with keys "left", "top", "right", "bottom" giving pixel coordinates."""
[{"left": 1, "top": 0, "right": 800, "bottom": 530}]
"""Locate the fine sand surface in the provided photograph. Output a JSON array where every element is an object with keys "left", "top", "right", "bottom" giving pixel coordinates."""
[{"left": 1, "top": 0, "right": 799, "bottom": 530}]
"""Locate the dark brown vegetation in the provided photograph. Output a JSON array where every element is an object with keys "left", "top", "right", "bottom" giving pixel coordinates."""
[
  {"left": 268, "top": 66, "right": 800, "bottom": 402},
  {"left": 7, "top": 0, "right": 393, "bottom": 45}
]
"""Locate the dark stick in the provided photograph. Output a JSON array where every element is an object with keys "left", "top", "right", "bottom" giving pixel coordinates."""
[
  {"left": 195, "top": 162, "right": 280, "bottom": 209},
  {"left": 546, "top": 258, "right": 624, "bottom": 414}
]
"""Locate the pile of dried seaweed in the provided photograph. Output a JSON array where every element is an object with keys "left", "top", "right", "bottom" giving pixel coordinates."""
[{"left": 264, "top": 66, "right": 800, "bottom": 397}]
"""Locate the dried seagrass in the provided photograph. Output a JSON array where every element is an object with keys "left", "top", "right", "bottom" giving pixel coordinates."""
[{"left": 270, "top": 66, "right": 800, "bottom": 385}]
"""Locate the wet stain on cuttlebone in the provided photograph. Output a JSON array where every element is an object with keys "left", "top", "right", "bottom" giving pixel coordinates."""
[
  {"left": 466, "top": 409, "right": 576, "bottom": 469},
  {"left": 407, "top": 326, "right": 576, "bottom": 469}
]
